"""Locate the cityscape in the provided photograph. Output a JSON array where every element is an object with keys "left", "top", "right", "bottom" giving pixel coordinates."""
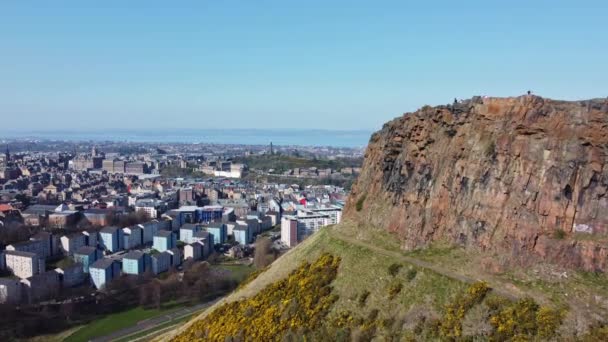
[
  {"left": 1, "top": 1, "right": 607, "bottom": 341},
  {"left": 0, "top": 137, "right": 362, "bottom": 340}
]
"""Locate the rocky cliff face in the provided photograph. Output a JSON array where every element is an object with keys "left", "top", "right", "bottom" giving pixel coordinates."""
[{"left": 346, "top": 96, "right": 608, "bottom": 272}]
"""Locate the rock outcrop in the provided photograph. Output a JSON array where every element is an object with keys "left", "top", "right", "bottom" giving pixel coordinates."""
[{"left": 346, "top": 96, "right": 608, "bottom": 272}]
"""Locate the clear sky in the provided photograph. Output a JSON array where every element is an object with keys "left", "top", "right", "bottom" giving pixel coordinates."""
[{"left": 1, "top": 1, "right": 606, "bottom": 131}]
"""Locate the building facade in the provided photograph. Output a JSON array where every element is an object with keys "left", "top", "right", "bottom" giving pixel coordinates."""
[
  {"left": 5, "top": 250, "right": 42, "bottom": 279},
  {"left": 89, "top": 259, "right": 120, "bottom": 289},
  {"left": 153, "top": 231, "right": 175, "bottom": 252},
  {"left": 281, "top": 216, "right": 298, "bottom": 247}
]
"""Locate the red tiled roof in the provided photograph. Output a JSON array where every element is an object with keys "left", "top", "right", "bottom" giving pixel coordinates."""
[{"left": 0, "top": 204, "right": 15, "bottom": 212}]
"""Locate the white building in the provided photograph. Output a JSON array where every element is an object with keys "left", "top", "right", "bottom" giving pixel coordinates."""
[
  {"left": 295, "top": 211, "right": 330, "bottom": 239},
  {"left": 60, "top": 234, "right": 87, "bottom": 256},
  {"left": 179, "top": 223, "right": 202, "bottom": 244},
  {"left": 5, "top": 250, "right": 43, "bottom": 279},
  {"left": 184, "top": 242, "right": 203, "bottom": 261},
  {"left": 309, "top": 205, "right": 342, "bottom": 225}
]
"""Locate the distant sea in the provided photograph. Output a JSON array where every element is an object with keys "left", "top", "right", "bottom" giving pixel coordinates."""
[{"left": 0, "top": 129, "right": 373, "bottom": 148}]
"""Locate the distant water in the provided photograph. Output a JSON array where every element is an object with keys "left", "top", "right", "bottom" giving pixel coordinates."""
[{"left": 0, "top": 129, "right": 373, "bottom": 148}]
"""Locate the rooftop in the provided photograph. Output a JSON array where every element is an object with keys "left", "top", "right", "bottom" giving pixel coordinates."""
[
  {"left": 123, "top": 251, "right": 145, "bottom": 260},
  {"left": 90, "top": 258, "right": 115, "bottom": 269},
  {"left": 74, "top": 246, "right": 98, "bottom": 255},
  {"left": 154, "top": 230, "right": 173, "bottom": 238},
  {"left": 206, "top": 222, "right": 225, "bottom": 229},
  {"left": 100, "top": 226, "right": 120, "bottom": 234},
  {"left": 4, "top": 250, "right": 37, "bottom": 258}
]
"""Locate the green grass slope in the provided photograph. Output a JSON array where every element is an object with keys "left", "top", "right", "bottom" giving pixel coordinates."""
[{"left": 157, "top": 223, "right": 608, "bottom": 341}]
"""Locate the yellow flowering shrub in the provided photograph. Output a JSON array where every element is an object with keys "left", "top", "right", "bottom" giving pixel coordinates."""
[
  {"left": 440, "top": 281, "right": 490, "bottom": 339},
  {"left": 489, "top": 297, "right": 564, "bottom": 341},
  {"left": 172, "top": 253, "right": 341, "bottom": 341}
]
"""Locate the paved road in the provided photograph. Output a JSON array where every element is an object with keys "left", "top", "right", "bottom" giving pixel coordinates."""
[{"left": 90, "top": 299, "right": 221, "bottom": 342}]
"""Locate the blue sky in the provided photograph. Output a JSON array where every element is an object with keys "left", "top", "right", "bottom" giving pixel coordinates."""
[{"left": 1, "top": 1, "right": 606, "bottom": 131}]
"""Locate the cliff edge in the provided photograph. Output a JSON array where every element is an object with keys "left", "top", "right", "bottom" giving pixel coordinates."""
[{"left": 346, "top": 95, "right": 608, "bottom": 272}]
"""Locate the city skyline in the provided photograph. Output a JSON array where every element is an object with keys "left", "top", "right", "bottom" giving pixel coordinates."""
[
  {"left": 1, "top": 1, "right": 607, "bottom": 131},
  {"left": 0, "top": 128, "right": 373, "bottom": 148}
]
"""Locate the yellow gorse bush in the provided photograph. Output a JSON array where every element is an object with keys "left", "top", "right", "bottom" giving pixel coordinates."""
[
  {"left": 173, "top": 253, "right": 341, "bottom": 342},
  {"left": 440, "top": 281, "right": 490, "bottom": 339}
]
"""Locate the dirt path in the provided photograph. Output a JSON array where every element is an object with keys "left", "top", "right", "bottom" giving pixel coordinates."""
[{"left": 329, "top": 230, "right": 521, "bottom": 300}]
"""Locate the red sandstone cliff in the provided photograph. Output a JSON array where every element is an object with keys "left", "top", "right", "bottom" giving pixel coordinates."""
[{"left": 345, "top": 96, "right": 608, "bottom": 272}]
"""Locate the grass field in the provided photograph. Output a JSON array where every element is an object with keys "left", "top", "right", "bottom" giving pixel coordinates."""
[
  {"left": 212, "top": 263, "right": 255, "bottom": 282},
  {"left": 64, "top": 306, "right": 180, "bottom": 342}
]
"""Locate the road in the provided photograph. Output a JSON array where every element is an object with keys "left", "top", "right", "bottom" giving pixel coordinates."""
[{"left": 90, "top": 299, "right": 221, "bottom": 342}]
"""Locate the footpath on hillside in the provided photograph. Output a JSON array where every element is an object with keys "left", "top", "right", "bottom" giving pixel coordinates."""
[{"left": 327, "top": 230, "right": 520, "bottom": 300}]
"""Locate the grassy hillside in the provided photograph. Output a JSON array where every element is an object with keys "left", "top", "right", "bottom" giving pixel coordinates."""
[{"left": 157, "top": 223, "right": 608, "bottom": 341}]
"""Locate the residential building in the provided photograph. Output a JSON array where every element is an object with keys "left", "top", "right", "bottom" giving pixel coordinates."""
[
  {"left": 266, "top": 210, "right": 281, "bottom": 226},
  {"left": 233, "top": 224, "right": 250, "bottom": 245},
  {"left": 122, "top": 251, "right": 146, "bottom": 275},
  {"left": 294, "top": 211, "right": 330, "bottom": 240},
  {"left": 89, "top": 258, "right": 120, "bottom": 289},
  {"left": 205, "top": 222, "right": 226, "bottom": 245},
  {"left": 184, "top": 242, "right": 203, "bottom": 261},
  {"left": 73, "top": 246, "right": 99, "bottom": 273},
  {"left": 260, "top": 215, "right": 272, "bottom": 231},
  {"left": 179, "top": 223, "right": 202, "bottom": 244},
  {"left": 6, "top": 239, "right": 47, "bottom": 259},
  {"left": 245, "top": 218, "right": 261, "bottom": 236},
  {"left": 48, "top": 211, "right": 79, "bottom": 228},
  {"left": 5, "top": 250, "right": 43, "bottom": 279},
  {"left": 82, "top": 230, "right": 98, "bottom": 247},
  {"left": 281, "top": 216, "right": 298, "bottom": 247},
  {"left": 200, "top": 205, "right": 223, "bottom": 222},
  {"left": 122, "top": 225, "right": 143, "bottom": 250},
  {"left": 55, "top": 263, "right": 85, "bottom": 287},
  {"left": 21, "top": 271, "right": 60, "bottom": 303},
  {"left": 149, "top": 251, "right": 171, "bottom": 275},
  {"left": 310, "top": 205, "right": 342, "bottom": 225},
  {"left": 141, "top": 221, "right": 159, "bottom": 244},
  {"left": 125, "top": 162, "right": 146, "bottom": 175},
  {"left": 135, "top": 199, "right": 167, "bottom": 219},
  {"left": 153, "top": 230, "right": 175, "bottom": 252},
  {"left": 0, "top": 278, "right": 22, "bottom": 304},
  {"left": 30, "top": 232, "right": 59, "bottom": 259},
  {"left": 192, "top": 231, "right": 212, "bottom": 257},
  {"left": 99, "top": 226, "right": 123, "bottom": 252},
  {"left": 167, "top": 248, "right": 182, "bottom": 267},
  {"left": 60, "top": 233, "right": 87, "bottom": 256},
  {"left": 178, "top": 187, "right": 194, "bottom": 205},
  {"left": 83, "top": 208, "right": 112, "bottom": 226}
]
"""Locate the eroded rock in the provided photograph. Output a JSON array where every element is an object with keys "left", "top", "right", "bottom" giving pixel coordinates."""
[{"left": 346, "top": 96, "right": 608, "bottom": 272}]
